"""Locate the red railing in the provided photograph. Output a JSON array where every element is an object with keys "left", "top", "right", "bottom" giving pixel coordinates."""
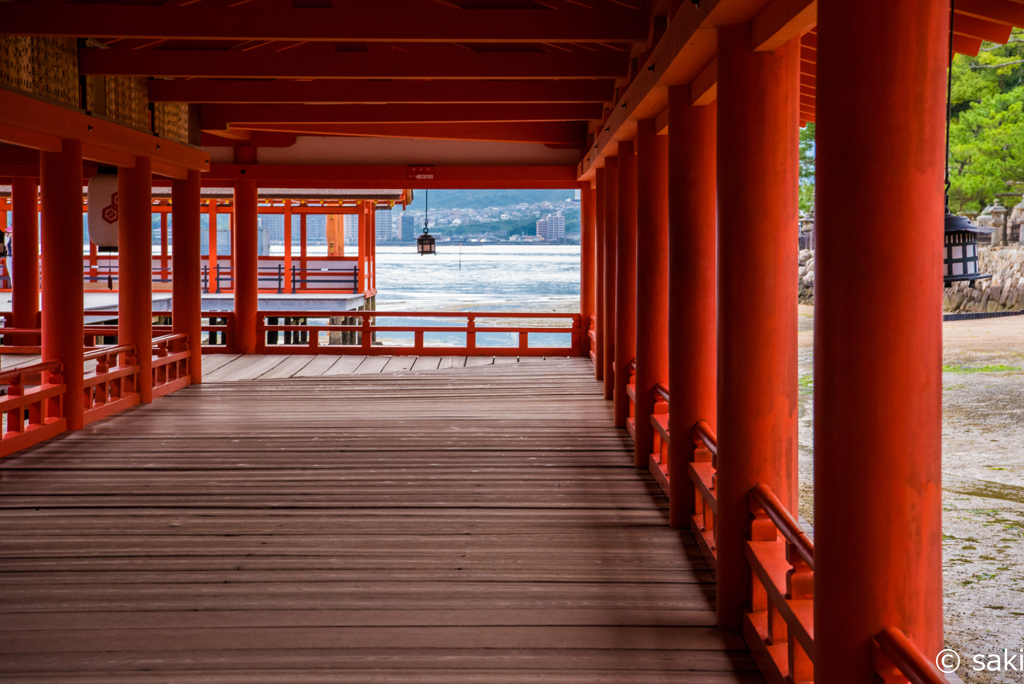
[
  {"left": 587, "top": 314, "right": 597, "bottom": 364},
  {"left": 83, "top": 344, "right": 140, "bottom": 425},
  {"left": 152, "top": 333, "right": 192, "bottom": 398},
  {"left": 76, "top": 311, "right": 236, "bottom": 353},
  {"left": 0, "top": 360, "right": 66, "bottom": 459},
  {"left": 744, "top": 483, "right": 814, "bottom": 683},
  {"left": 690, "top": 420, "right": 718, "bottom": 564},
  {"left": 648, "top": 382, "right": 670, "bottom": 494},
  {"left": 872, "top": 627, "right": 950, "bottom": 684},
  {"left": 625, "top": 359, "right": 637, "bottom": 440},
  {"left": 255, "top": 310, "right": 584, "bottom": 357}
]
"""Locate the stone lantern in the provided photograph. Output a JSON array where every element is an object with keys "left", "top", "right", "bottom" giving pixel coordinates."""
[{"left": 991, "top": 198, "right": 1007, "bottom": 246}]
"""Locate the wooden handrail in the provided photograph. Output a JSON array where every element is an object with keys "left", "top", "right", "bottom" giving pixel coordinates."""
[
  {"left": 692, "top": 420, "right": 717, "bottom": 457},
  {"left": 0, "top": 360, "right": 61, "bottom": 385},
  {"left": 83, "top": 344, "right": 135, "bottom": 362},
  {"left": 873, "top": 627, "right": 949, "bottom": 684},
  {"left": 653, "top": 382, "right": 670, "bottom": 405},
  {"left": 751, "top": 483, "right": 815, "bottom": 570},
  {"left": 152, "top": 333, "right": 188, "bottom": 346}
]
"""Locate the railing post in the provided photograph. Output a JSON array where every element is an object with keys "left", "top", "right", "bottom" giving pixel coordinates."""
[
  {"left": 277, "top": 263, "right": 283, "bottom": 294},
  {"left": 352, "top": 265, "right": 359, "bottom": 294},
  {"left": 360, "top": 313, "right": 371, "bottom": 351},
  {"left": 466, "top": 316, "right": 476, "bottom": 352}
]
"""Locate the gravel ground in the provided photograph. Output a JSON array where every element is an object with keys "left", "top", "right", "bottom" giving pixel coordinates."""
[{"left": 797, "top": 307, "right": 1024, "bottom": 682}]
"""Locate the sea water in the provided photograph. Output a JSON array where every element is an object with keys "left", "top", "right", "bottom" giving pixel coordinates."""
[{"left": 371, "top": 244, "right": 581, "bottom": 349}]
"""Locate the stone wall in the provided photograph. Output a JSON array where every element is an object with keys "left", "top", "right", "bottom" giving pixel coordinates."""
[
  {"left": 798, "top": 249, "right": 815, "bottom": 304},
  {"left": 944, "top": 246, "right": 1024, "bottom": 314},
  {"left": 796, "top": 246, "right": 1024, "bottom": 313}
]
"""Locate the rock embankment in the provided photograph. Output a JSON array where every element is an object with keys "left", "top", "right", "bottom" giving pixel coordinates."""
[
  {"left": 798, "top": 246, "right": 1024, "bottom": 314},
  {"left": 798, "top": 250, "right": 815, "bottom": 304},
  {"left": 944, "top": 246, "right": 1024, "bottom": 314}
]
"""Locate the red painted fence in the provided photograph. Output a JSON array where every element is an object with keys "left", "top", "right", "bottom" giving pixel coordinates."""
[{"left": 624, "top": 358, "right": 949, "bottom": 684}]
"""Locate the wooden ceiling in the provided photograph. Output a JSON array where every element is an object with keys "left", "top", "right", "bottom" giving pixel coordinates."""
[{"left": 2, "top": 0, "right": 1023, "bottom": 177}]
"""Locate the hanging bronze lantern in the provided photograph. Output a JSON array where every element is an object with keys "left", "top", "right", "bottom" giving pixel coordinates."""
[
  {"left": 944, "top": 213, "right": 992, "bottom": 287},
  {"left": 417, "top": 227, "right": 436, "bottom": 255},
  {"left": 417, "top": 189, "right": 436, "bottom": 255}
]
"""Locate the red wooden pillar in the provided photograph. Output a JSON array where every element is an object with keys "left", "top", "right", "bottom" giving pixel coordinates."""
[
  {"left": 601, "top": 157, "right": 618, "bottom": 400},
  {"left": 119, "top": 157, "right": 154, "bottom": 403},
  {"left": 208, "top": 198, "right": 219, "bottom": 293},
  {"left": 633, "top": 120, "right": 669, "bottom": 467},
  {"left": 11, "top": 177, "right": 40, "bottom": 340},
  {"left": 172, "top": 170, "right": 203, "bottom": 383},
  {"left": 233, "top": 179, "right": 259, "bottom": 354},
  {"left": 580, "top": 185, "right": 596, "bottom": 358},
  {"left": 815, "top": 1, "right": 947, "bottom": 676},
  {"left": 283, "top": 199, "right": 293, "bottom": 293},
  {"left": 667, "top": 87, "right": 717, "bottom": 528},
  {"left": 594, "top": 168, "right": 606, "bottom": 380},
  {"left": 715, "top": 24, "right": 799, "bottom": 631},
  {"left": 40, "top": 141, "right": 84, "bottom": 429},
  {"left": 613, "top": 140, "right": 637, "bottom": 428}
]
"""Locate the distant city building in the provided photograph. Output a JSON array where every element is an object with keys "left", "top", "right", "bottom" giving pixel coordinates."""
[
  {"left": 536, "top": 212, "right": 565, "bottom": 241},
  {"left": 401, "top": 212, "right": 416, "bottom": 241},
  {"left": 374, "top": 208, "right": 394, "bottom": 241},
  {"left": 343, "top": 214, "right": 359, "bottom": 246}
]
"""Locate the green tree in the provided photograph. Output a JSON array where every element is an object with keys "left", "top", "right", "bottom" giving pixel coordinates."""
[
  {"left": 798, "top": 122, "right": 815, "bottom": 214},
  {"left": 948, "top": 29, "right": 1024, "bottom": 213}
]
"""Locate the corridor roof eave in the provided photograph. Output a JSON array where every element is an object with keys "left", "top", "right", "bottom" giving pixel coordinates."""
[{"left": 0, "top": 185, "right": 409, "bottom": 204}]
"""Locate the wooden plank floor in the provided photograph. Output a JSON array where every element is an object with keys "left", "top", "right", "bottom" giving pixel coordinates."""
[
  {"left": 199, "top": 352, "right": 573, "bottom": 383},
  {"left": 0, "top": 358, "right": 760, "bottom": 683}
]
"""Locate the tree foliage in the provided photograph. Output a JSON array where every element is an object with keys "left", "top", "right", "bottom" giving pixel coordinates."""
[
  {"left": 798, "top": 122, "right": 816, "bottom": 214},
  {"left": 948, "top": 29, "right": 1024, "bottom": 213}
]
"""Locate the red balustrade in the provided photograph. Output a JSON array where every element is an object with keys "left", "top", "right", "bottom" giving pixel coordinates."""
[
  {"left": 255, "top": 310, "right": 583, "bottom": 357},
  {"left": 151, "top": 333, "right": 192, "bottom": 398},
  {"left": 690, "top": 420, "right": 718, "bottom": 565},
  {"left": 648, "top": 382, "right": 670, "bottom": 494},
  {"left": 744, "top": 483, "right": 814, "bottom": 683},
  {"left": 625, "top": 359, "right": 637, "bottom": 440},
  {"left": 83, "top": 344, "right": 140, "bottom": 425},
  {"left": 587, "top": 315, "right": 597, "bottom": 365},
  {"left": 871, "top": 627, "right": 950, "bottom": 684},
  {"left": 0, "top": 360, "right": 66, "bottom": 459}
]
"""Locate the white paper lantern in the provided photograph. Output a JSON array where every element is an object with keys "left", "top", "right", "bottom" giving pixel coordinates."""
[{"left": 87, "top": 173, "right": 119, "bottom": 249}]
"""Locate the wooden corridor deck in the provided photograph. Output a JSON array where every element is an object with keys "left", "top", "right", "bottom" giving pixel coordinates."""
[{"left": 0, "top": 357, "right": 759, "bottom": 683}]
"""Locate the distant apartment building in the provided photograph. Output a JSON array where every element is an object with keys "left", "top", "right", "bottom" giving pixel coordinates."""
[
  {"left": 343, "top": 214, "right": 359, "bottom": 245},
  {"left": 374, "top": 208, "right": 395, "bottom": 241},
  {"left": 401, "top": 212, "right": 416, "bottom": 241},
  {"left": 536, "top": 212, "right": 565, "bottom": 241}
]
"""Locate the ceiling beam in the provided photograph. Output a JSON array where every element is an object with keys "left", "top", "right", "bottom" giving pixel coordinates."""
[
  {"left": 0, "top": 88, "right": 208, "bottom": 173},
  {"left": 203, "top": 163, "right": 585, "bottom": 190},
  {"left": 0, "top": 2, "right": 647, "bottom": 43},
  {"left": 79, "top": 47, "right": 628, "bottom": 80},
  {"left": 200, "top": 103, "right": 603, "bottom": 128},
  {"left": 752, "top": 0, "right": 816, "bottom": 52},
  {"left": 225, "top": 122, "right": 588, "bottom": 146},
  {"left": 148, "top": 79, "right": 616, "bottom": 104},
  {"left": 955, "top": 0, "right": 1024, "bottom": 27}
]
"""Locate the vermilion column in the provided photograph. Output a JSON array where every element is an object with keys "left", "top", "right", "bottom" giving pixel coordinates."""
[
  {"left": 119, "top": 157, "right": 154, "bottom": 403},
  {"left": 580, "top": 185, "right": 596, "bottom": 358},
  {"left": 613, "top": 140, "right": 637, "bottom": 428},
  {"left": 594, "top": 168, "right": 606, "bottom": 380},
  {"left": 11, "top": 177, "right": 40, "bottom": 341},
  {"left": 633, "top": 120, "right": 669, "bottom": 467},
  {"left": 815, "top": 1, "right": 946, "bottom": 677},
  {"left": 233, "top": 179, "right": 259, "bottom": 354},
  {"left": 715, "top": 24, "right": 799, "bottom": 631},
  {"left": 172, "top": 170, "right": 203, "bottom": 383},
  {"left": 601, "top": 157, "right": 618, "bottom": 399},
  {"left": 40, "top": 141, "right": 84, "bottom": 429},
  {"left": 667, "top": 87, "right": 717, "bottom": 528}
]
